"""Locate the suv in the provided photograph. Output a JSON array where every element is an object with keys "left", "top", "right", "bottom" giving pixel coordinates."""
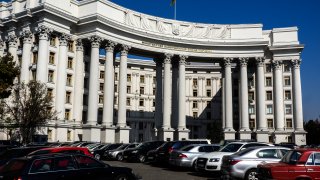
[{"left": 196, "top": 142, "right": 273, "bottom": 172}]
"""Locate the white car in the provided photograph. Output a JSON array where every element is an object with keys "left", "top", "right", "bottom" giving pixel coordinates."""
[{"left": 195, "top": 142, "right": 273, "bottom": 172}]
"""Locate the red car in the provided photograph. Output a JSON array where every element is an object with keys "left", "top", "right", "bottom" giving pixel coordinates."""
[
  {"left": 257, "top": 148, "right": 320, "bottom": 180},
  {"left": 28, "top": 147, "right": 93, "bottom": 157}
]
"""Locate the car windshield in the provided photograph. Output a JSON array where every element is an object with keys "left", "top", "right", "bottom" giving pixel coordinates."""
[
  {"left": 219, "top": 143, "right": 243, "bottom": 153},
  {"left": 281, "top": 150, "right": 302, "bottom": 164},
  {"left": 180, "top": 145, "right": 195, "bottom": 151}
]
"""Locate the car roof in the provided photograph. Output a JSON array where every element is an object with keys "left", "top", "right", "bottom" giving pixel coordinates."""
[{"left": 35, "top": 147, "right": 88, "bottom": 151}]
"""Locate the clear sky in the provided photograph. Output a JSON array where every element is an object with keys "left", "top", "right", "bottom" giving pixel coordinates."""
[{"left": 2, "top": 0, "right": 319, "bottom": 121}]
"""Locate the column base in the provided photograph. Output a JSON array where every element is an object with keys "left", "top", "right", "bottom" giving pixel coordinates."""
[
  {"left": 273, "top": 131, "right": 290, "bottom": 144},
  {"left": 239, "top": 129, "right": 252, "bottom": 140},
  {"left": 294, "top": 130, "right": 307, "bottom": 146},
  {"left": 158, "top": 127, "right": 175, "bottom": 141},
  {"left": 174, "top": 128, "right": 190, "bottom": 141},
  {"left": 82, "top": 125, "right": 102, "bottom": 142},
  {"left": 100, "top": 125, "right": 116, "bottom": 143},
  {"left": 256, "top": 130, "right": 269, "bottom": 143},
  {"left": 224, "top": 129, "right": 236, "bottom": 140},
  {"left": 115, "top": 126, "right": 131, "bottom": 143}
]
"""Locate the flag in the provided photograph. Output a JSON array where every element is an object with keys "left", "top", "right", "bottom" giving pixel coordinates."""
[{"left": 170, "top": 0, "right": 176, "bottom": 6}]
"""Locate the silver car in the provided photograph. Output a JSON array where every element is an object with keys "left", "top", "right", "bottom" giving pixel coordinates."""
[
  {"left": 109, "top": 143, "right": 140, "bottom": 160},
  {"left": 169, "top": 144, "right": 220, "bottom": 169},
  {"left": 221, "top": 146, "right": 290, "bottom": 180}
]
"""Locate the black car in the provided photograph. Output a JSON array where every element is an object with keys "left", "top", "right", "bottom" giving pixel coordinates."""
[
  {"left": 0, "top": 153, "right": 140, "bottom": 180},
  {"left": 122, "top": 141, "right": 164, "bottom": 162},
  {"left": 92, "top": 143, "right": 123, "bottom": 160}
]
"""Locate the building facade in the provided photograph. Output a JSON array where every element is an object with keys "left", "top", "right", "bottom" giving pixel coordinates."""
[{"left": 0, "top": 0, "right": 306, "bottom": 145}]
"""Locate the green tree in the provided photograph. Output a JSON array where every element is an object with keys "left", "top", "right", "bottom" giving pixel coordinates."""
[
  {"left": 0, "top": 54, "right": 20, "bottom": 99},
  {"left": 1, "top": 81, "right": 57, "bottom": 144}
]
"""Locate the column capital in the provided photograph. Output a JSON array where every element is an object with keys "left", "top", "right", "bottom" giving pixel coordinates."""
[
  {"left": 255, "top": 56, "right": 265, "bottom": 67},
  {"left": 164, "top": 53, "right": 173, "bottom": 64},
  {"left": 75, "top": 39, "right": 84, "bottom": 51},
  {"left": 58, "top": 33, "right": 71, "bottom": 46},
  {"left": 105, "top": 40, "right": 117, "bottom": 52},
  {"left": 120, "top": 44, "right": 131, "bottom": 56},
  {"left": 6, "top": 34, "right": 18, "bottom": 47},
  {"left": 272, "top": 60, "right": 282, "bottom": 70},
  {"left": 291, "top": 59, "right": 301, "bottom": 69},
  {"left": 89, "top": 35, "right": 102, "bottom": 48},
  {"left": 179, "top": 55, "right": 188, "bottom": 65},
  {"left": 223, "top": 57, "right": 233, "bottom": 67},
  {"left": 37, "top": 25, "right": 52, "bottom": 40},
  {"left": 239, "top": 57, "right": 249, "bottom": 66},
  {"left": 21, "top": 30, "right": 33, "bottom": 44}
]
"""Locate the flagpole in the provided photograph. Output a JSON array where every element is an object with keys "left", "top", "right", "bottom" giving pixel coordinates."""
[{"left": 174, "top": 0, "right": 177, "bottom": 20}]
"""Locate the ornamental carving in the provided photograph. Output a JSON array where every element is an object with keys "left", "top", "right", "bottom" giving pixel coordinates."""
[
  {"left": 120, "top": 44, "right": 131, "bottom": 56},
  {"left": 164, "top": 53, "right": 173, "bottom": 64},
  {"left": 223, "top": 57, "right": 233, "bottom": 67},
  {"left": 255, "top": 57, "right": 265, "bottom": 67},
  {"left": 272, "top": 60, "right": 282, "bottom": 70},
  {"left": 37, "top": 25, "right": 52, "bottom": 40},
  {"left": 7, "top": 34, "right": 17, "bottom": 47},
  {"left": 291, "top": 59, "right": 301, "bottom": 68},
  {"left": 76, "top": 39, "right": 83, "bottom": 51},
  {"left": 239, "top": 57, "right": 249, "bottom": 67},
  {"left": 21, "top": 30, "right": 33, "bottom": 44},
  {"left": 105, "top": 40, "right": 117, "bottom": 52},
  {"left": 179, "top": 55, "right": 188, "bottom": 65},
  {"left": 58, "top": 33, "right": 71, "bottom": 46},
  {"left": 89, "top": 35, "right": 102, "bottom": 48}
]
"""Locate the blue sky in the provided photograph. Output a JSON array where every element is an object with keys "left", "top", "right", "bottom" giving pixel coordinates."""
[{"left": 109, "top": 0, "right": 320, "bottom": 121}]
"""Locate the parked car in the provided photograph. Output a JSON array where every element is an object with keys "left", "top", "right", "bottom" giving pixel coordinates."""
[
  {"left": 92, "top": 143, "right": 123, "bottom": 160},
  {"left": 169, "top": 144, "right": 220, "bottom": 169},
  {"left": 0, "top": 153, "right": 140, "bottom": 180},
  {"left": 196, "top": 142, "right": 273, "bottom": 172},
  {"left": 257, "top": 148, "right": 320, "bottom": 180},
  {"left": 123, "top": 141, "right": 164, "bottom": 162},
  {"left": 221, "top": 146, "right": 290, "bottom": 180},
  {"left": 274, "top": 142, "right": 299, "bottom": 149},
  {"left": 28, "top": 147, "right": 93, "bottom": 157},
  {"left": 107, "top": 143, "right": 140, "bottom": 161}
]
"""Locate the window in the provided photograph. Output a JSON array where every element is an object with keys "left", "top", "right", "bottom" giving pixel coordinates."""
[
  {"left": 49, "top": 36, "right": 56, "bottom": 46},
  {"left": 207, "top": 90, "right": 211, "bottom": 97},
  {"left": 285, "top": 104, "right": 292, "bottom": 114},
  {"left": 286, "top": 119, "right": 293, "bottom": 128},
  {"left": 114, "top": 85, "right": 117, "bottom": 93},
  {"left": 65, "top": 109, "right": 70, "bottom": 120},
  {"left": 192, "top": 101, "right": 198, "bottom": 108},
  {"left": 266, "top": 91, "right": 272, "bottom": 100},
  {"left": 47, "top": 129, "right": 52, "bottom": 140},
  {"left": 266, "top": 64, "right": 272, "bottom": 73},
  {"left": 127, "top": 86, "right": 131, "bottom": 93},
  {"left": 100, "top": 71, "right": 104, "bottom": 79},
  {"left": 153, "top": 77, "right": 156, "bottom": 84},
  {"left": 75, "top": 155, "right": 104, "bottom": 169},
  {"left": 66, "top": 92, "right": 71, "bottom": 104},
  {"left": 249, "top": 119, "right": 255, "bottom": 129},
  {"left": 266, "top": 105, "right": 273, "bottom": 114},
  {"left": 140, "top": 75, "right": 145, "bottom": 83},
  {"left": 67, "top": 130, "right": 71, "bottom": 141},
  {"left": 153, "top": 88, "right": 156, "bottom": 95},
  {"left": 140, "top": 87, "right": 145, "bottom": 94},
  {"left": 115, "top": 73, "right": 118, "bottom": 81},
  {"left": 193, "top": 90, "right": 198, "bottom": 97},
  {"left": 67, "top": 57, "right": 73, "bottom": 69},
  {"left": 267, "top": 119, "right": 274, "bottom": 128},
  {"left": 285, "top": 91, "right": 291, "bottom": 100},
  {"left": 32, "top": 52, "right": 38, "bottom": 64},
  {"left": 257, "top": 149, "right": 278, "bottom": 158},
  {"left": 284, "top": 76, "right": 291, "bottom": 86},
  {"left": 47, "top": 89, "right": 53, "bottom": 98},
  {"left": 153, "top": 99, "right": 155, "bottom": 107},
  {"left": 306, "top": 153, "right": 320, "bottom": 166},
  {"left": 127, "top": 74, "right": 131, "bottom": 82},
  {"left": 66, "top": 75, "right": 72, "bottom": 86},
  {"left": 49, "top": 52, "right": 55, "bottom": 64},
  {"left": 139, "top": 99, "right": 144, "bottom": 106},
  {"left": 100, "top": 83, "right": 104, "bottom": 91},
  {"left": 206, "top": 79, "right": 211, "bottom": 86},
  {"left": 266, "top": 77, "right": 272, "bottom": 86},
  {"left": 207, "top": 101, "right": 211, "bottom": 108},
  {"left": 48, "top": 70, "right": 54, "bottom": 83},
  {"left": 193, "top": 112, "right": 198, "bottom": 118},
  {"left": 249, "top": 92, "right": 254, "bottom": 101},
  {"left": 54, "top": 156, "right": 76, "bottom": 171},
  {"left": 284, "top": 63, "right": 290, "bottom": 72},
  {"left": 249, "top": 105, "right": 255, "bottom": 114},
  {"left": 126, "top": 98, "right": 131, "bottom": 106},
  {"left": 30, "top": 159, "right": 53, "bottom": 173},
  {"left": 99, "top": 95, "right": 103, "bottom": 104},
  {"left": 193, "top": 78, "right": 198, "bottom": 86},
  {"left": 68, "top": 41, "right": 74, "bottom": 52}
]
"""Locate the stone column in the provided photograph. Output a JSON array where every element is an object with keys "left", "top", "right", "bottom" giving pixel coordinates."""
[
  {"left": 7, "top": 34, "right": 18, "bottom": 63},
  {"left": 83, "top": 35, "right": 102, "bottom": 142},
  {"left": 36, "top": 25, "right": 52, "bottom": 83},
  {"left": 55, "top": 34, "right": 70, "bottom": 120},
  {"left": 272, "top": 60, "right": 286, "bottom": 143},
  {"left": 223, "top": 57, "right": 235, "bottom": 139},
  {"left": 160, "top": 53, "right": 174, "bottom": 141},
  {"left": 73, "top": 39, "right": 84, "bottom": 125},
  {"left": 291, "top": 59, "right": 306, "bottom": 145},
  {"left": 101, "top": 40, "right": 117, "bottom": 143},
  {"left": 255, "top": 57, "right": 268, "bottom": 142},
  {"left": 115, "top": 44, "right": 131, "bottom": 143},
  {"left": 20, "top": 30, "right": 33, "bottom": 83},
  {"left": 239, "top": 57, "right": 251, "bottom": 139},
  {"left": 177, "top": 55, "right": 189, "bottom": 140},
  {"left": 154, "top": 58, "right": 163, "bottom": 131}
]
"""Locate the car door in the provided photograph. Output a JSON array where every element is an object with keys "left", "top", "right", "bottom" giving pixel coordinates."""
[
  {"left": 52, "top": 156, "right": 80, "bottom": 180},
  {"left": 74, "top": 155, "right": 111, "bottom": 180}
]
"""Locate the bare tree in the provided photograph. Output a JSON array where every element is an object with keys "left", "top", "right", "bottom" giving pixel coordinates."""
[{"left": 1, "top": 81, "right": 57, "bottom": 144}]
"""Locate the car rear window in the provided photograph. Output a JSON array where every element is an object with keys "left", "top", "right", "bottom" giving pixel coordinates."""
[
  {"left": 220, "top": 143, "right": 243, "bottom": 152},
  {"left": 181, "top": 145, "right": 195, "bottom": 151}
]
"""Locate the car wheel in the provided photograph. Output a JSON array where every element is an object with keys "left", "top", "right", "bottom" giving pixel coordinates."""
[
  {"left": 139, "top": 155, "right": 146, "bottom": 163},
  {"left": 95, "top": 154, "right": 101, "bottom": 160},
  {"left": 114, "top": 174, "right": 129, "bottom": 180},
  {"left": 245, "top": 168, "right": 258, "bottom": 180},
  {"left": 117, "top": 154, "right": 123, "bottom": 161}
]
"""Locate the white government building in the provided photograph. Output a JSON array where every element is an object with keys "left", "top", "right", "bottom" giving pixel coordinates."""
[{"left": 0, "top": 0, "right": 306, "bottom": 145}]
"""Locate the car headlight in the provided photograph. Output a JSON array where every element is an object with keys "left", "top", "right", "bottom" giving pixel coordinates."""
[
  {"left": 132, "top": 150, "right": 138, "bottom": 153},
  {"left": 209, "top": 158, "right": 220, "bottom": 162}
]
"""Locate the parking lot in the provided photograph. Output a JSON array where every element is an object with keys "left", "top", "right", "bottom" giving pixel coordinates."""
[{"left": 104, "top": 160, "right": 221, "bottom": 180}]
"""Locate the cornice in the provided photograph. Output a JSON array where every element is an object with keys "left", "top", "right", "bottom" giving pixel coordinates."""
[{"left": 269, "top": 44, "right": 304, "bottom": 51}]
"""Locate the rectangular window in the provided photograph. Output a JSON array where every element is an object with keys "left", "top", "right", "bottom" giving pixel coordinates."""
[
  {"left": 140, "top": 75, "right": 145, "bottom": 83},
  {"left": 267, "top": 119, "right": 274, "bottom": 128},
  {"left": 153, "top": 77, "right": 156, "bottom": 84},
  {"left": 193, "top": 90, "right": 198, "bottom": 97},
  {"left": 100, "top": 71, "right": 105, "bottom": 79},
  {"left": 249, "top": 105, "right": 255, "bottom": 114},
  {"left": 49, "top": 52, "right": 55, "bottom": 64},
  {"left": 32, "top": 52, "right": 38, "bottom": 64},
  {"left": 284, "top": 64, "right": 290, "bottom": 72},
  {"left": 67, "top": 130, "right": 71, "bottom": 141},
  {"left": 140, "top": 87, "right": 145, "bottom": 95},
  {"left": 249, "top": 92, "right": 254, "bottom": 101},
  {"left": 193, "top": 112, "right": 198, "bottom": 119},
  {"left": 48, "top": 70, "right": 54, "bottom": 83},
  {"left": 153, "top": 88, "right": 156, "bottom": 95},
  {"left": 266, "top": 77, "right": 272, "bottom": 86},
  {"left": 65, "top": 109, "right": 70, "bottom": 120},
  {"left": 206, "top": 79, "right": 211, "bottom": 86},
  {"left": 50, "top": 36, "right": 56, "bottom": 46},
  {"left": 284, "top": 76, "right": 291, "bottom": 86},
  {"left": 192, "top": 101, "right": 198, "bottom": 108},
  {"left": 139, "top": 99, "right": 144, "bottom": 106},
  {"left": 285, "top": 90, "right": 291, "bottom": 100},
  {"left": 249, "top": 119, "right": 255, "bottom": 129},
  {"left": 32, "top": 70, "right": 36, "bottom": 80},
  {"left": 115, "top": 73, "right": 118, "bottom": 81},
  {"left": 66, "top": 92, "right": 71, "bottom": 104},
  {"left": 207, "top": 90, "right": 211, "bottom": 97},
  {"left": 47, "top": 129, "right": 52, "bottom": 140},
  {"left": 127, "top": 74, "right": 131, "bottom": 82},
  {"left": 114, "top": 84, "right": 117, "bottom": 93},
  {"left": 153, "top": 99, "right": 155, "bottom": 107},
  {"left": 126, "top": 98, "right": 130, "bottom": 106},
  {"left": 68, "top": 41, "right": 74, "bottom": 52},
  {"left": 266, "top": 105, "right": 273, "bottom": 114},
  {"left": 127, "top": 86, "right": 131, "bottom": 93},
  {"left": 285, "top": 104, "right": 292, "bottom": 114},
  {"left": 100, "top": 83, "right": 104, "bottom": 91},
  {"left": 99, "top": 95, "right": 103, "bottom": 104},
  {"left": 286, "top": 119, "right": 293, "bottom": 128},
  {"left": 66, "top": 75, "right": 72, "bottom": 86},
  {"left": 193, "top": 78, "right": 198, "bottom": 87},
  {"left": 266, "top": 64, "right": 272, "bottom": 73},
  {"left": 266, "top": 91, "right": 272, "bottom": 100},
  {"left": 67, "top": 57, "right": 73, "bottom": 69}
]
